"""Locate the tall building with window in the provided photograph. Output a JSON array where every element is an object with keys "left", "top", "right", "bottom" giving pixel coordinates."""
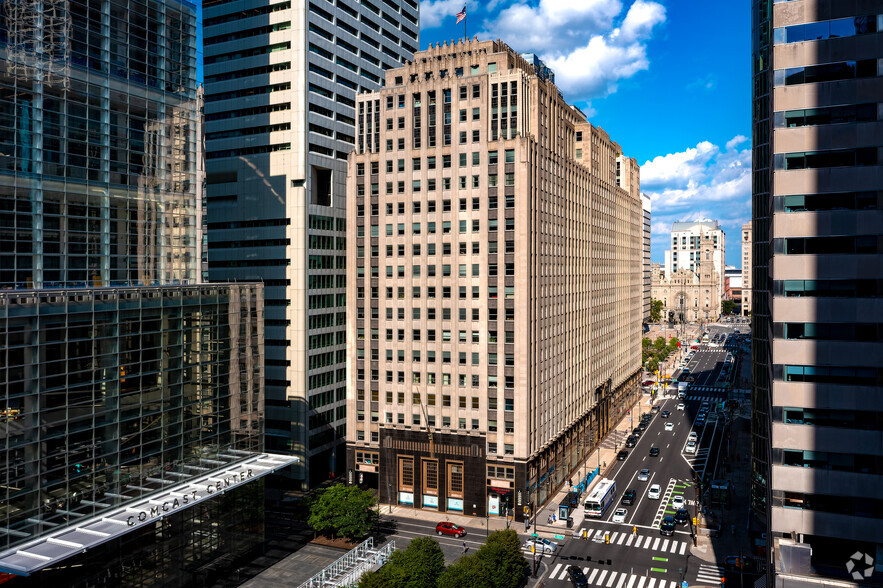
[
  {"left": 202, "top": 0, "right": 418, "bottom": 488},
  {"left": 641, "top": 194, "right": 652, "bottom": 324},
  {"left": 741, "top": 221, "right": 751, "bottom": 316},
  {"left": 663, "top": 219, "right": 726, "bottom": 300},
  {"left": 0, "top": 0, "right": 291, "bottom": 583},
  {"left": 345, "top": 39, "right": 643, "bottom": 521},
  {"left": 751, "top": 2, "right": 883, "bottom": 585}
]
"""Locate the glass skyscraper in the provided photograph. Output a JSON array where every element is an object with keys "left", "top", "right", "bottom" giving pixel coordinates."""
[{"left": 0, "top": 0, "right": 292, "bottom": 583}]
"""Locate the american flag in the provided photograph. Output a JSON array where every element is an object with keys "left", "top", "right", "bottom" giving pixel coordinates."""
[{"left": 455, "top": 6, "right": 466, "bottom": 24}]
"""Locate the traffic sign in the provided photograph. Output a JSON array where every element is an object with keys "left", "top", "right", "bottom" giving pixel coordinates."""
[
  {"left": 554, "top": 534, "right": 565, "bottom": 540},
  {"left": 531, "top": 532, "right": 538, "bottom": 538},
  {"left": 682, "top": 582, "right": 689, "bottom": 588}
]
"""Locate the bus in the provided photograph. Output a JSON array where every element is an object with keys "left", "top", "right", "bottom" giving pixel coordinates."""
[{"left": 584, "top": 478, "right": 617, "bottom": 518}]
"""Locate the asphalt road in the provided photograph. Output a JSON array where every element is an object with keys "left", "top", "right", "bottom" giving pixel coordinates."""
[
  {"left": 377, "top": 515, "right": 505, "bottom": 563},
  {"left": 540, "top": 348, "right": 732, "bottom": 588}
]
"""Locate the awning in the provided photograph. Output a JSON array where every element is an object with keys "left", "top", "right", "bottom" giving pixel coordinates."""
[{"left": 0, "top": 452, "right": 299, "bottom": 576}]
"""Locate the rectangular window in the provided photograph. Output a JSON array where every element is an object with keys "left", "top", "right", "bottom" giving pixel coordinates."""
[
  {"left": 447, "top": 462, "right": 464, "bottom": 498},
  {"left": 399, "top": 457, "right": 415, "bottom": 492}
]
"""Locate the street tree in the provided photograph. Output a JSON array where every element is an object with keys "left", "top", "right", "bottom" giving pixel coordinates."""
[
  {"left": 650, "top": 299, "right": 663, "bottom": 322},
  {"left": 721, "top": 299, "right": 735, "bottom": 315},
  {"left": 307, "top": 484, "right": 378, "bottom": 540},
  {"left": 358, "top": 537, "right": 445, "bottom": 588}
]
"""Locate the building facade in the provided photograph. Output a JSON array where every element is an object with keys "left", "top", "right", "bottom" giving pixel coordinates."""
[
  {"left": 0, "top": 0, "right": 290, "bottom": 582},
  {"left": 641, "top": 194, "right": 652, "bottom": 324},
  {"left": 741, "top": 221, "right": 751, "bottom": 316},
  {"left": 663, "top": 220, "right": 726, "bottom": 300},
  {"left": 651, "top": 261, "right": 721, "bottom": 326},
  {"left": 345, "top": 39, "right": 643, "bottom": 521},
  {"left": 751, "top": 1, "right": 883, "bottom": 585},
  {"left": 202, "top": 0, "right": 419, "bottom": 488}
]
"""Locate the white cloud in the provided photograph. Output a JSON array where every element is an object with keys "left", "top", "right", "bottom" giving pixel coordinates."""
[
  {"left": 420, "top": 0, "right": 474, "bottom": 30},
  {"left": 476, "top": 0, "right": 665, "bottom": 100},
  {"left": 643, "top": 136, "right": 753, "bottom": 265}
]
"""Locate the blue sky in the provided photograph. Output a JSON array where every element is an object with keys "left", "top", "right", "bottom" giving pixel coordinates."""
[{"left": 419, "top": 0, "right": 751, "bottom": 267}]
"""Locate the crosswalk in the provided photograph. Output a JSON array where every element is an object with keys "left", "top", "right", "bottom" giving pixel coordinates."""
[
  {"left": 695, "top": 563, "right": 726, "bottom": 584},
  {"left": 570, "top": 528, "right": 689, "bottom": 555},
  {"left": 548, "top": 563, "right": 683, "bottom": 588}
]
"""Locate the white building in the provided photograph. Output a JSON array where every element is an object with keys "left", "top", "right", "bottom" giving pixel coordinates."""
[
  {"left": 203, "top": 0, "right": 419, "bottom": 488},
  {"left": 663, "top": 220, "right": 726, "bottom": 300}
]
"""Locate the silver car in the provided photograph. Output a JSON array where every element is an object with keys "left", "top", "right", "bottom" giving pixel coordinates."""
[{"left": 638, "top": 468, "right": 650, "bottom": 482}]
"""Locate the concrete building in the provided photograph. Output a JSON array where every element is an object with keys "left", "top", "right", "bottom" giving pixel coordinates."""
[
  {"left": 663, "top": 219, "right": 726, "bottom": 300},
  {"left": 751, "top": 2, "right": 883, "bottom": 585},
  {"left": 725, "top": 268, "right": 743, "bottom": 314},
  {"left": 651, "top": 260, "right": 721, "bottom": 325},
  {"left": 641, "top": 194, "right": 652, "bottom": 324},
  {"left": 345, "top": 39, "right": 643, "bottom": 521},
  {"left": 741, "top": 221, "right": 752, "bottom": 316},
  {"left": 0, "top": 0, "right": 292, "bottom": 583},
  {"left": 202, "top": 0, "right": 418, "bottom": 487}
]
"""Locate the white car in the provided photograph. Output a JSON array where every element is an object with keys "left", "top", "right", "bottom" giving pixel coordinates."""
[
  {"left": 671, "top": 495, "right": 685, "bottom": 509},
  {"left": 648, "top": 484, "right": 661, "bottom": 500},
  {"left": 612, "top": 508, "right": 628, "bottom": 523},
  {"left": 677, "top": 403, "right": 685, "bottom": 411},
  {"left": 524, "top": 538, "right": 557, "bottom": 553},
  {"left": 685, "top": 441, "right": 697, "bottom": 454},
  {"left": 664, "top": 422, "right": 674, "bottom": 431},
  {"left": 688, "top": 432, "right": 698, "bottom": 442}
]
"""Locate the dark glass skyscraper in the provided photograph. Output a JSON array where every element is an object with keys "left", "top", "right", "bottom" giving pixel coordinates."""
[
  {"left": 752, "top": 2, "right": 883, "bottom": 585},
  {"left": 0, "top": 0, "right": 292, "bottom": 583}
]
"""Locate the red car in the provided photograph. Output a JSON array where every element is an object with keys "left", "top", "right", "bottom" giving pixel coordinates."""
[
  {"left": 435, "top": 522, "right": 466, "bottom": 537},
  {"left": 642, "top": 380, "right": 655, "bottom": 386},
  {"left": 690, "top": 345, "right": 699, "bottom": 350}
]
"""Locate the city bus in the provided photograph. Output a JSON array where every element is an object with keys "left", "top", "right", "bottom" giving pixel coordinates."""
[{"left": 584, "top": 478, "right": 617, "bottom": 518}]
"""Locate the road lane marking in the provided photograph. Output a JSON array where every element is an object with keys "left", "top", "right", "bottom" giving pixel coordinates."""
[
  {"left": 651, "top": 567, "right": 667, "bottom": 573},
  {"left": 626, "top": 576, "right": 637, "bottom": 588},
  {"left": 679, "top": 542, "right": 687, "bottom": 554},
  {"left": 660, "top": 539, "right": 669, "bottom": 552},
  {"left": 647, "top": 578, "right": 657, "bottom": 588},
  {"left": 626, "top": 534, "right": 635, "bottom": 546},
  {"left": 606, "top": 572, "right": 619, "bottom": 587},
  {"left": 652, "top": 538, "right": 661, "bottom": 550},
  {"left": 636, "top": 577, "right": 647, "bottom": 588},
  {"left": 596, "top": 570, "right": 609, "bottom": 586},
  {"left": 551, "top": 563, "right": 562, "bottom": 579},
  {"left": 616, "top": 574, "right": 628, "bottom": 588},
  {"left": 617, "top": 532, "right": 626, "bottom": 545},
  {"left": 634, "top": 536, "right": 644, "bottom": 548},
  {"left": 653, "top": 556, "right": 668, "bottom": 562},
  {"left": 588, "top": 568, "right": 600, "bottom": 583}
]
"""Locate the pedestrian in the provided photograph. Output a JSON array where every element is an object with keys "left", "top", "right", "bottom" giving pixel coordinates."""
[
  {"left": 633, "top": 525, "right": 637, "bottom": 536},
  {"left": 552, "top": 514, "right": 556, "bottom": 524},
  {"left": 462, "top": 541, "right": 467, "bottom": 554}
]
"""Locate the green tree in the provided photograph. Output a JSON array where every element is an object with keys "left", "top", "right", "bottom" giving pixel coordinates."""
[
  {"left": 653, "top": 336, "right": 666, "bottom": 350},
  {"left": 721, "top": 299, "right": 735, "bottom": 315},
  {"left": 649, "top": 299, "right": 663, "bottom": 322},
  {"left": 436, "top": 554, "right": 486, "bottom": 588},
  {"left": 358, "top": 537, "right": 445, "bottom": 588},
  {"left": 308, "top": 484, "right": 378, "bottom": 540},
  {"left": 642, "top": 337, "right": 652, "bottom": 348},
  {"left": 477, "top": 530, "right": 529, "bottom": 588}
]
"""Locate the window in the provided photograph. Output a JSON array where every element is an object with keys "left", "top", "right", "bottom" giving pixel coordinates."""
[{"left": 399, "top": 457, "right": 414, "bottom": 492}]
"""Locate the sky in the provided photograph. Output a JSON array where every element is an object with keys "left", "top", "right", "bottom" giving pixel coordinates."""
[{"left": 418, "top": 0, "right": 751, "bottom": 268}]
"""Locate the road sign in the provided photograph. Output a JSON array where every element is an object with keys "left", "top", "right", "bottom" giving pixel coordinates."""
[
  {"left": 554, "top": 534, "right": 565, "bottom": 540},
  {"left": 531, "top": 533, "right": 538, "bottom": 538},
  {"left": 682, "top": 582, "right": 689, "bottom": 588}
]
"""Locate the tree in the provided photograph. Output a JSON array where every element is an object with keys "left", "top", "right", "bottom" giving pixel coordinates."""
[
  {"left": 721, "top": 299, "right": 735, "bottom": 315},
  {"left": 437, "top": 530, "right": 528, "bottom": 588},
  {"left": 358, "top": 537, "right": 445, "bottom": 588},
  {"left": 653, "top": 336, "right": 666, "bottom": 350},
  {"left": 649, "top": 299, "right": 663, "bottom": 322},
  {"left": 307, "top": 484, "right": 378, "bottom": 540},
  {"left": 642, "top": 337, "right": 652, "bottom": 348}
]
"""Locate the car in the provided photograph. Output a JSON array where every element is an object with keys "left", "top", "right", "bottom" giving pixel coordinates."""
[
  {"left": 637, "top": 469, "right": 650, "bottom": 482},
  {"left": 660, "top": 516, "right": 675, "bottom": 536},
  {"left": 685, "top": 441, "right": 697, "bottom": 454},
  {"left": 436, "top": 522, "right": 466, "bottom": 537},
  {"left": 651, "top": 405, "right": 661, "bottom": 413},
  {"left": 642, "top": 380, "right": 655, "bottom": 386},
  {"left": 621, "top": 489, "right": 637, "bottom": 505},
  {"left": 632, "top": 427, "right": 642, "bottom": 437},
  {"left": 649, "top": 446, "right": 660, "bottom": 457},
  {"left": 612, "top": 508, "right": 628, "bottom": 523},
  {"left": 660, "top": 410, "right": 671, "bottom": 418},
  {"left": 648, "top": 484, "right": 661, "bottom": 499},
  {"left": 701, "top": 401, "right": 710, "bottom": 409},
  {"left": 638, "top": 422, "right": 648, "bottom": 431},
  {"left": 625, "top": 436, "right": 636, "bottom": 448},
  {"left": 567, "top": 565, "right": 589, "bottom": 588},
  {"left": 664, "top": 422, "right": 674, "bottom": 431},
  {"left": 674, "top": 508, "right": 690, "bottom": 525},
  {"left": 671, "top": 495, "right": 685, "bottom": 509},
  {"left": 688, "top": 431, "right": 698, "bottom": 442},
  {"left": 677, "top": 403, "right": 685, "bottom": 411},
  {"left": 617, "top": 450, "right": 628, "bottom": 461},
  {"left": 524, "top": 537, "right": 557, "bottom": 553}
]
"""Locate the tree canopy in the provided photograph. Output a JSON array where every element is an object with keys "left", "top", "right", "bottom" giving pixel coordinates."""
[
  {"left": 649, "top": 299, "right": 663, "bottom": 322},
  {"left": 307, "top": 484, "right": 378, "bottom": 540}
]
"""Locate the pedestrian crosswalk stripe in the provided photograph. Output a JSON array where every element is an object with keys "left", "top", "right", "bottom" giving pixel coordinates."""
[
  {"left": 679, "top": 542, "right": 687, "bottom": 555},
  {"left": 616, "top": 573, "right": 627, "bottom": 588},
  {"left": 646, "top": 578, "right": 657, "bottom": 588},
  {"left": 551, "top": 564, "right": 562, "bottom": 578},
  {"left": 617, "top": 532, "right": 626, "bottom": 545},
  {"left": 626, "top": 534, "right": 635, "bottom": 546},
  {"left": 606, "top": 571, "right": 619, "bottom": 587},
  {"left": 660, "top": 539, "right": 669, "bottom": 552},
  {"left": 636, "top": 577, "right": 647, "bottom": 588},
  {"left": 670, "top": 541, "right": 679, "bottom": 554},
  {"left": 652, "top": 537, "right": 660, "bottom": 550},
  {"left": 634, "top": 535, "right": 643, "bottom": 548},
  {"left": 597, "top": 570, "right": 609, "bottom": 586},
  {"left": 588, "top": 568, "right": 600, "bottom": 583},
  {"left": 626, "top": 575, "right": 637, "bottom": 588}
]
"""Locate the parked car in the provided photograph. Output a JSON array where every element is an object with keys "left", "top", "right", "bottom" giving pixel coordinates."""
[
  {"left": 625, "top": 436, "right": 636, "bottom": 448},
  {"left": 642, "top": 380, "right": 655, "bottom": 386},
  {"left": 637, "top": 469, "right": 650, "bottom": 482},
  {"left": 617, "top": 450, "right": 629, "bottom": 461},
  {"left": 568, "top": 565, "right": 589, "bottom": 588},
  {"left": 688, "top": 431, "right": 698, "bottom": 442},
  {"left": 524, "top": 537, "right": 557, "bottom": 553},
  {"left": 436, "top": 522, "right": 466, "bottom": 537},
  {"left": 621, "top": 489, "right": 637, "bottom": 505},
  {"left": 612, "top": 508, "right": 628, "bottom": 523},
  {"left": 660, "top": 516, "right": 675, "bottom": 536},
  {"left": 685, "top": 441, "right": 697, "bottom": 454},
  {"left": 648, "top": 484, "right": 661, "bottom": 499}
]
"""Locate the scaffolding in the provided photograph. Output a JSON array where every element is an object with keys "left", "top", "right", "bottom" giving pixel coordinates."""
[
  {"left": 297, "top": 537, "right": 396, "bottom": 588},
  {"left": 5, "top": 0, "right": 71, "bottom": 88}
]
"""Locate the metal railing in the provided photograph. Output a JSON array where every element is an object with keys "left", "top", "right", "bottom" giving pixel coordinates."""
[{"left": 297, "top": 537, "right": 396, "bottom": 588}]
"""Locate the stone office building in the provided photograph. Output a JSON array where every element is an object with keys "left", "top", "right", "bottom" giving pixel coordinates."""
[{"left": 345, "top": 39, "right": 644, "bottom": 521}]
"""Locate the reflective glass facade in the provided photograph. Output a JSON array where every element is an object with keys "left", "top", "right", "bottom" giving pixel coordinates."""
[
  {"left": 0, "top": 284, "right": 264, "bottom": 553},
  {"left": 0, "top": 0, "right": 199, "bottom": 288}
]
